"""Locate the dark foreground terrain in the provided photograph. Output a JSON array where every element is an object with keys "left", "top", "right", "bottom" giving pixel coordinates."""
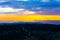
[{"left": 0, "top": 23, "right": 60, "bottom": 40}]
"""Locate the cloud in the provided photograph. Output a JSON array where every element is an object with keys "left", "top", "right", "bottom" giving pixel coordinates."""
[
  {"left": 24, "top": 10, "right": 35, "bottom": 14},
  {"left": 41, "top": 0, "right": 50, "bottom": 2},
  {"left": 55, "top": 0, "right": 60, "bottom": 1},
  {"left": 16, "top": 0, "right": 28, "bottom": 1},
  {"left": 0, "top": 0, "right": 6, "bottom": 2},
  {"left": 0, "top": 0, "right": 18, "bottom": 2},
  {"left": 0, "top": 6, "right": 36, "bottom": 15},
  {"left": 0, "top": 6, "right": 25, "bottom": 12}
]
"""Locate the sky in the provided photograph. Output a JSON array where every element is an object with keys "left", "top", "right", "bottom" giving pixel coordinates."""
[
  {"left": 0, "top": 0, "right": 60, "bottom": 13},
  {"left": 0, "top": 0, "right": 60, "bottom": 24}
]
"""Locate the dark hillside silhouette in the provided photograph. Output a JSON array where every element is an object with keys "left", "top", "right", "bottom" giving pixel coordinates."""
[{"left": 0, "top": 23, "right": 60, "bottom": 40}]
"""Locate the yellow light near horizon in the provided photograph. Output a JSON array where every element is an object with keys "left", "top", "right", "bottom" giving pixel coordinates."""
[
  {"left": 0, "top": 14, "right": 60, "bottom": 22},
  {"left": 24, "top": 11, "right": 35, "bottom": 14}
]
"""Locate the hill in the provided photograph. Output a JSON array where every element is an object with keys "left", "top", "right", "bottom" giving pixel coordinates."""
[{"left": 0, "top": 23, "right": 60, "bottom": 40}]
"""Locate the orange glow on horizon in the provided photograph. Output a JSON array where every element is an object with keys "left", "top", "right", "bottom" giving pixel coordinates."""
[{"left": 0, "top": 14, "right": 60, "bottom": 22}]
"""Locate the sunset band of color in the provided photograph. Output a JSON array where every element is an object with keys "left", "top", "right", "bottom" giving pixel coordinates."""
[{"left": 0, "top": 14, "right": 60, "bottom": 22}]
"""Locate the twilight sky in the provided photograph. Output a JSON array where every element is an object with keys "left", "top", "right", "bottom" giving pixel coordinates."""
[
  {"left": 0, "top": 0, "right": 60, "bottom": 14},
  {"left": 0, "top": 0, "right": 59, "bottom": 24}
]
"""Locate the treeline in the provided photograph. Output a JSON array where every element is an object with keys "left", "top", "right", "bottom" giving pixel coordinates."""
[{"left": 0, "top": 23, "right": 60, "bottom": 40}]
